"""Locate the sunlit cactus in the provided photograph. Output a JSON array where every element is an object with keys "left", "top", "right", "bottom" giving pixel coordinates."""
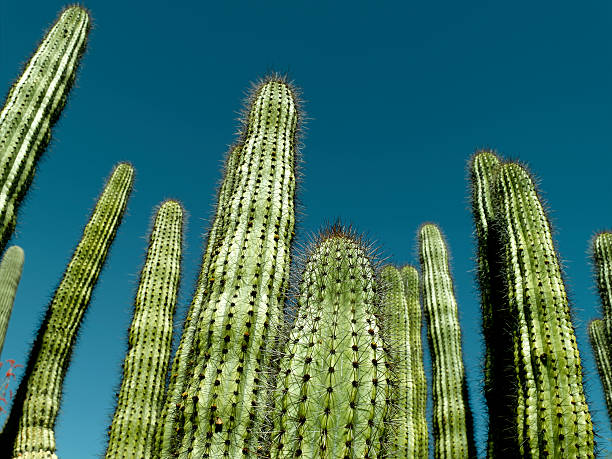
[
  {"left": 0, "top": 246, "right": 24, "bottom": 357},
  {"left": 105, "top": 200, "right": 183, "bottom": 458},
  {"left": 157, "top": 77, "right": 299, "bottom": 458},
  {"left": 270, "top": 226, "right": 388, "bottom": 458},
  {"left": 0, "top": 163, "right": 134, "bottom": 458},
  {"left": 0, "top": 6, "right": 90, "bottom": 256}
]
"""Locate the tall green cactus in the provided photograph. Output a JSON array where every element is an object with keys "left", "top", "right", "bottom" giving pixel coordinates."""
[
  {"left": 380, "top": 264, "right": 427, "bottom": 458},
  {"left": 158, "top": 77, "right": 299, "bottom": 458},
  {"left": 588, "top": 319, "right": 612, "bottom": 427},
  {"left": 0, "top": 246, "right": 24, "bottom": 357},
  {"left": 270, "top": 226, "right": 388, "bottom": 458},
  {"left": 491, "top": 162, "right": 593, "bottom": 457},
  {"left": 0, "top": 163, "right": 134, "bottom": 458},
  {"left": 105, "top": 200, "right": 183, "bottom": 458},
  {"left": 0, "top": 6, "right": 90, "bottom": 256},
  {"left": 419, "top": 223, "right": 476, "bottom": 458}
]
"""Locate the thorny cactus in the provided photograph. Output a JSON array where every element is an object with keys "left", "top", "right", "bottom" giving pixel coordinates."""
[
  {"left": 0, "top": 246, "right": 24, "bottom": 357},
  {"left": 588, "top": 319, "right": 612, "bottom": 428}
]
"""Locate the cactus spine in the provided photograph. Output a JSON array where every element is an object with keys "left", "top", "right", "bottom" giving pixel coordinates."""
[
  {"left": 271, "top": 227, "right": 388, "bottom": 458},
  {"left": 158, "top": 78, "right": 298, "bottom": 458},
  {"left": 105, "top": 200, "right": 183, "bottom": 458},
  {"left": 0, "top": 246, "right": 24, "bottom": 357},
  {"left": 588, "top": 319, "right": 612, "bottom": 427},
  {"left": 380, "top": 265, "right": 427, "bottom": 458},
  {"left": 419, "top": 223, "right": 476, "bottom": 458},
  {"left": 0, "top": 163, "right": 134, "bottom": 458},
  {"left": 0, "top": 6, "right": 90, "bottom": 255},
  {"left": 492, "top": 162, "right": 593, "bottom": 457}
]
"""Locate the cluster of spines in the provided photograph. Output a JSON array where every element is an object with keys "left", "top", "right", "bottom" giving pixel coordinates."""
[
  {"left": 0, "top": 246, "right": 24, "bottom": 356},
  {"left": 0, "top": 6, "right": 90, "bottom": 256},
  {"left": 105, "top": 200, "right": 184, "bottom": 458},
  {"left": 270, "top": 226, "right": 388, "bottom": 458},
  {"left": 418, "top": 223, "right": 476, "bottom": 458},
  {"left": 157, "top": 78, "right": 299, "bottom": 458},
  {"left": 0, "top": 163, "right": 133, "bottom": 458}
]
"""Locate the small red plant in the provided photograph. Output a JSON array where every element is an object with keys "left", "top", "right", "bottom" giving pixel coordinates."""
[{"left": 0, "top": 359, "right": 22, "bottom": 418}]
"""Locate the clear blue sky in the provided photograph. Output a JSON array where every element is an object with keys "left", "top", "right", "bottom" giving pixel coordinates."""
[{"left": 1, "top": 1, "right": 610, "bottom": 457}]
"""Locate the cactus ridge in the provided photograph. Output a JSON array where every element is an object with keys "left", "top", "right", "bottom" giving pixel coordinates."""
[
  {"left": 158, "top": 77, "right": 299, "bottom": 458},
  {"left": 0, "top": 6, "right": 90, "bottom": 256},
  {"left": 270, "top": 224, "right": 389, "bottom": 458},
  {"left": 105, "top": 200, "right": 184, "bottom": 458},
  {"left": 0, "top": 246, "right": 24, "bottom": 357},
  {"left": 0, "top": 163, "right": 133, "bottom": 458},
  {"left": 588, "top": 319, "right": 612, "bottom": 429},
  {"left": 592, "top": 232, "right": 612, "bottom": 344},
  {"left": 492, "top": 162, "right": 594, "bottom": 457}
]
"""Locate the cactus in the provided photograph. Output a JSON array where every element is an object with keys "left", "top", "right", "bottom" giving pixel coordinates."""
[
  {"left": 105, "top": 200, "right": 183, "bottom": 458},
  {"left": 588, "top": 319, "right": 612, "bottom": 427},
  {"left": 270, "top": 226, "right": 388, "bottom": 458},
  {"left": 0, "top": 6, "right": 90, "bottom": 256},
  {"left": 491, "top": 162, "right": 593, "bottom": 457},
  {"left": 157, "top": 77, "right": 299, "bottom": 458},
  {"left": 593, "top": 232, "right": 612, "bottom": 345},
  {"left": 0, "top": 163, "right": 134, "bottom": 458},
  {"left": 0, "top": 246, "right": 24, "bottom": 357},
  {"left": 380, "top": 264, "right": 427, "bottom": 458},
  {"left": 418, "top": 223, "right": 476, "bottom": 458}
]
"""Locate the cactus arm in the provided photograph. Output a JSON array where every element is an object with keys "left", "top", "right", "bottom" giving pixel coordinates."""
[
  {"left": 0, "top": 6, "right": 90, "bottom": 255},
  {"left": 593, "top": 233, "right": 612, "bottom": 345},
  {"left": 588, "top": 319, "right": 612, "bottom": 427},
  {"left": 0, "top": 163, "right": 133, "bottom": 458},
  {"left": 105, "top": 200, "right": 183, "bottom": 458},
  {"left": 0, "top": 246, "right": 24, "bottom": 357},
  {"left": 419, "top": 223, "right": 476, "bottom": 458}
]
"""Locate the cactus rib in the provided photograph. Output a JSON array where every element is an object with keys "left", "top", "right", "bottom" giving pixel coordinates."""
[{"left": 0, "top": 246, "right": 24, "bottom": 357}]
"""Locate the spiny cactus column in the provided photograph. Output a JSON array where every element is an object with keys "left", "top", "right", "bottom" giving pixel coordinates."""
[
  {"left": 0, "top": 6, "right": 90, "bottom": 256},
  {"left": 158, "top": 78, "right": 299, "bottom": 458},
  {"left": 593, "top": 232, "right": 612, "bottom": 346},
  {"left": 271, "top": 227, "right": 388, "bottom": 458},
  {"left": 105, "top": 200, "right": 183, "bottom": 458},
  {"left": 0, "top": 163, "right": 134, "bottom": 458},
  {"left": 380, "top": 265, "right": 427, "bottom": 458},
  {"left": 493, "top": 163, "right": 593, "bottom": 457},
  {"left": 419, "top": 223, "right": 476, "bottom": 458},
  {"left": 0, "top": 246, "right": 24, "bottom": 356},
  {"left": 588, "top": 319, "right": 612, "bottom": 427}
]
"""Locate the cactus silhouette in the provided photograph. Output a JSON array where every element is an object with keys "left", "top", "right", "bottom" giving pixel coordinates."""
[
  {"left": 0, "top": 163, "right": 133, "bottom": 458},
  {"left": 419, "top": 223, "right": 476, "bottom": 458},
  {"left": 0, "top": 6, "right": 90, "bottom": 256},
  {"left": 105, "top": 200, "right": 183, "bottom": 458},
  {"left": 588, "top": 319, "right": 612, "bottom": 428},
  {"left": 381, "top": 264, "right": 427, "bottom": 458},
  {"left": 0, "top": 246, "right": 24, "bottom": 357},
  {"left": 270, "top": 225, "right": 388, "bottom": 458},
  {"left": 157, "top": 77, "right": 299, "bottom": 458}
]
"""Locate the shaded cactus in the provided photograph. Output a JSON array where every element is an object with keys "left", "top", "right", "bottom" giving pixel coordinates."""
[
  {"left": 270, "top": 226, "right": 388, "bottom": 458},
  {"left": 0, "top": 163, "right": 134, "bottom": 458},
  {"left": 157, "top": 77, "right": 299, "bottom": 458},
  {"left": 491, "top": 162, "right": 593, "bottom": 457},
  {"left": 105, "top": 200, "right": 183, "bottom": 458},
  {"left": 0, "top": 246, "right": 24, "bottom": 357},
  {"left": 418, "top": 223, "right": 476, "bottom": 458},
  {"left": 588, "top": 319, "right": 612, "bottom": 427},
  {"left": 380, "top": 264, "right": 427, "bottom": 458},
  {"left": 593, "top": 232, "right": 612, "bottom": 345},
  {"left": 0, "top": 6, "right": 90, "bottom": 256}
]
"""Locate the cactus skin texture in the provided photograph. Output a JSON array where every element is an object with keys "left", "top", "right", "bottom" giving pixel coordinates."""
[
  {"left": 270, "top": 226, "right": 388, "bottom": 459},
  {"left": 588, "top": 319, "right": 612, "bottom": 427},
  {"left": 0, "top": 6, "right": 90, "bottom": 256},
  {"left": 419, "top": 223, "right": 476, "bottom": 459},
  {"left": 593, "top": 232, "right": 612, "bottom": 349},
  {"left": 0, "top": 163, "right": 134, "bottom": 458},
  {"left": 0, "top": 246, "right": 24, "bottom": 356},
  {"left": 380, "top": 265, "right": 427, "bottom": 458},
  {"left": 158, "top": 78, "right": 298, "bottom": 458},
  {"left": 493, "top": 163, "right": 593, "bottom": 457},
  {"left": 105, "top": 200, "right": 183, "bottom": 458}
]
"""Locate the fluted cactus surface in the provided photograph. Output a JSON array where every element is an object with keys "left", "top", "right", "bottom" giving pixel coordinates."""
[
  {"left": 419, "top": 223, "right": 475, "bottom": 458},
  {"left": 0, "top": 246, "right": 24, "bottom": 357},
  {"left": 271, "top": 227, "right": 388, "bottom": 458},
  {"left": 158, "top": 78, "right": 299, "bottom": 458},
  {"left": 0, "top": 163, "right": 134, "bottom": 458},
  {"left": 588, "top": 319, "right": 612, "bottom": 427},
  {"left": 381, "top": 265, "right": 426, "bottom": 458},
  {"left": 593, "top": 232, "right": 612, "bottom": 344},
  {"left": 493, "top": 163, "right": 593, "bottom": 457},
  {"left": 105, "top": 200, "right": 183, "bottom": 458},
  {"left": 0, "top": 6, "right": 90, "bottom": 256}
]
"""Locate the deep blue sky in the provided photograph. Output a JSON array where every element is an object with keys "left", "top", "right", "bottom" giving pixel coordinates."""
[{"left": 1, "top": 1, "right": 611, "bottom": 457}]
